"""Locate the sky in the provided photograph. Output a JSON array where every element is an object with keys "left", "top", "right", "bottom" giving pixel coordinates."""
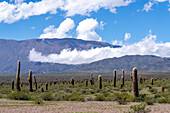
[{"left": 0, "top": 0, "right": 170, "bottom": 64}]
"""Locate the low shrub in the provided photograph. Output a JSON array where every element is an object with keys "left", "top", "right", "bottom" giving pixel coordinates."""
[
  {"left": 157, "top": 97, "right": 167, "bottom": 104},
  {"left": 8, "top": 92, "right": 31, "bottom": 100},
  {"left": 34, "top": 99, "right": 44, "bottom": 104},
  {"left": 144, "top": 97, "right": 154, "bottom": 105},
  {"left": 130, "top": 103, "right": 151, "bottom": 113},
  {"left": 94, "top": 95, "right": 105, "bottom": 101},
  {"left": 40, "top": 92, "right": 54, "bottom": 101}
]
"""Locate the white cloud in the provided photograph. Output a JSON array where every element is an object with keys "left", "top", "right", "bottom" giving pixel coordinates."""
[
  {"left": 31, "top": 26, "right": 36, "bottom": 29},
  {"left": 112, "top": 40, "right": 123, "bottom": 45},
  {"left": 0, "top": 0, "right": 134, "bottom": 24},
  {"left": 29, "top": 30, "right": 170, "bottom": 64},
  {"left": 143, "top": 2, "right": 154, "bottom": 12},
  {"left": 142, "top": 0, "right": 170, "bottom": 12},
  {"left": 124, "top": 33, "right": 131, "bottom": 41},
  {"left": 76, "top": 18, "right": 102, "bottom": 41},
  {"left": 39, "top": 18, "right": 75, "bottom": 39}
]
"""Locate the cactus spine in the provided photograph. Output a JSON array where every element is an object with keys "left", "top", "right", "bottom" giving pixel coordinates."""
[
  {"left": 45, "top": 82, "right": 48, "bottom": 90},
  {"left": 16, "top": 61, "right": 21, "bottom": 91},
  {"left": 33, "top": 75, "right": 37, "bottom": 90},
  {"left": 11, "top": 79, "right": 14, "bottom": 90},
  {"left": 151, "top": 78, "right": 154, "bottom": 85},
  {"left": 113, "top": 69, "right": 116, "bottom": 87},
  {"left": 132, "top": 67, "right": 139, "bottom": 97},
  {"left": 98, "top": 75, "right": 102, "bottom": 89},
  {"left": 28, "top": 70, "right": 33, "bottom": 92},
  {"left": 122, "top": 70, "right": 125, "bottom": 86}
]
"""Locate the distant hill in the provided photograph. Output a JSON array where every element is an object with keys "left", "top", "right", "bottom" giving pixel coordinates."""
[{"left": 0, "top": 38, "right": 119, "bottom": 73}]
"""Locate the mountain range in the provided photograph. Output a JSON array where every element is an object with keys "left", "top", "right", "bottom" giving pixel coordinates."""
[{"left": 0, "top": 38, "right": 169, "bottom": 74}]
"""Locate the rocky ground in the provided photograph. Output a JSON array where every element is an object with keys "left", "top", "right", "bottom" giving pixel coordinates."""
[{"left": 0, "top": 99, "right": 169, "bottom": 113}]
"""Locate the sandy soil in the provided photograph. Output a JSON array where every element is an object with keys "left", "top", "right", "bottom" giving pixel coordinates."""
[{"left": 0, "top": 99, "right": 169, "bottom": 113}]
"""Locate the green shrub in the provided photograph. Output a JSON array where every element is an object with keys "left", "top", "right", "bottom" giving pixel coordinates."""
[
  {"left": 8, "top": 92, "right": 31, "bottom": 100},
  {"left": 154, "top": 94, "right": 161, "bottom": 98},
  {"left": 149, "top": 88, "right": 157, "bottom": 94},
  {"left": 62, "top": 94, "right": 84, "bottom": 101},
  {"left": 40, "top": 93, "right": 54, "bottom": 101},
  {"left": 89, "top": 90, "right": 96, "bottom": 94},
  {"left": 134, "top": 94, "right": 146, "bottom": 102},
  {"left": 157, "top": 97, "right": 168, "bottom": 103},
  {"left": 130, "top": 103, "right": 151, "bottom": 113},
  {"left": 34, "top": 99, "right": 44, "bottom": 104},
  {"left": 94, "top": 95, "right": 105, "bottom": 101},
  {"left": 114, "top": 93, "right": 133, "bottom": 105},
  {"left": 144, "top": 97, "right": 154, "bottom": 105}
]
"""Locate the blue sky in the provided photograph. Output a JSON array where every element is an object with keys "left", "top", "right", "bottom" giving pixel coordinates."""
[{"left": 0, "top": 0, "right": 170, "bottom": 45}]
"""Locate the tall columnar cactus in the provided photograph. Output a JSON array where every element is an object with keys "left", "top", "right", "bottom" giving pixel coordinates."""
[
  {"left": 33, "top": 75, "right": 37, "bottom": 90},
  {"left": 132, "top": 67, "right": 139, "bottom": 97},
  {"left": 71, "top": 77, "right": 74, "bottom": 85},
  {"left": 120, "top": 83, "right": 123, "bottom": 89},
  {"left": 90, "top": 73, "right": 94, "bottom": 85},
  {"left": 85, "top": 78, "right": 88, "bottom": 87},
  {"left": 98, "top": 75, "right": 102, "bottom": 89},
  {"left": 151, "top": 78, "right": 154, "bottom": 85},
  {"left": 151, "top": 78, "right": 153, "bottom": 85},
  {"left": 16, "top": 61, "right": 21, "bottom": 91},
  {"left": 161, "top": 86, "right": 164, "bottom": 92},
  {"left": 139, "top": 76, "right": 143, "bottom": 84},
  {"left": 113, "top": 69, "right": 116, "bottom": 87},
  {"left": 41, "top": 87, "right": 44, "bottom": 92},
  {"left": 122, "top": 70, "right": 125, "bottom": 86},
  {"left": 45, "top": 82, "right": 48, "bottom": 90},
  {"left": 21, "top": 81, "right": 23, "bottom": 87},
  {"left": 11, "top": 79, "right": 14, "bottom": 90},
  {"left": 28, "top": 70, "right": 33, "bottom": 92}
]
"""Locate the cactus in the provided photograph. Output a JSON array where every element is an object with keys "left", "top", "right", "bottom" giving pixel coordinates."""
[
  {"left": 161, "top": 86, "right": 164, "bottom": 92},
  {"left": 16, "top": 61, "right": 21, "bottom": 91},
  {"left": 132, "top": 67, "right": 139, "bottom": 97},
  {"left": 45, "top": 82, "right": 48, "bottom": 90},
  {"left": 130, "top": 73, "right": 133, "bottom": 80},
  {"left": 33, "top": 75, "right": 37, "bottom": 90},
  {"left": 139, "top": 76, "right": 143, "bottom": 84},
  {"left": 120, "top": 83, "right": 123, "bottom": 89},
  {"left": 21, "top": 81, "right": 23, "bottom": 87},
  {"left": 71, "top": 77, "right": 74, "bottom": 85},
  {"left": 28, "top": 70, "right": 33, "bottom": 92},
  {"left": 122, "top": 70, "right": 125, "bottom": 86},
  {"left": 11, "top": 79, "right": 14, "bottom": 90},
  {"left": 41, "top": 87, "right": 44, "bottom": 92},
  {"left": 90, "top": 73, "right": 94, "bottom": 85},
  {"left": 85, "top": 78, "right": 88, "bottom": 87},
  {"left": 113, "top": 69, "right": 116, "bottom": 87},
  {"left": 151, "top": 78, "right": 154, "bottom": 85},
  {"left": 98, "top": 75, "right": 102, "bottom": 89}
]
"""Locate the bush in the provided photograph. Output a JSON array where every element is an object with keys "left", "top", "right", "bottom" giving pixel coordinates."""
[
  {"left": 157, "top": 97, "right": 168, "bottom": 103},
  {"left": 149, "top": 88, "right": 157, "bottom": 94},
  {"left": 134, "top": 94, "right": 146, "bottom": 102},
  {"left": 144, "top": 97, "right": 154, "bottom": 105},
  {"left": 114, "top": 93, "right": 133, "bottom": 105},
  {"left": 34, "top": 99, "right": 44, "bottom": 104},
  {"left": 40, "top": 93, "right": 54, "bottom": 101},
  {"left": 94, "top": 95, "right": 105, "bottom": 101},
  {"left": 89, "top": 90, "right": 96, "bottom": 94},
  {"left": 130, "top": 103, "right": 151, "bottom": 113},
  {"left": 8, "top": 92, "right": 31, "bottom": 100},
  {"left": 62, "top": 94, "right": 84, "bottom": 101}
]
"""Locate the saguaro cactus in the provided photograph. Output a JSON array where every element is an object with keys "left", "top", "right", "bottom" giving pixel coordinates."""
[
  {"left": 41, "top": 87, "right": 44, "bottom": 92},
  {"left": 139, "top": 76, "right": 143, "bottom": 84},
  {"left": 113, "top": 69, "right": 116, "bottom": 87},
  {"left": 132, "top": 67, "right": 139, "bottom": 97},
  {"left": 16, "top": 61, "right": 21, "bottom": 91},
  {"left": 90, "top": 73, "right": 94, "bottom": 85},
  {"left": 11, "top": 79, "right": 14, "bottom": 90},
  {"left": 120, "top": 83, "right": 123, "bottom": 89},
  {"left": 161, "top": 86, "right": 164, "bottom": 92},
  {"left": 28, "top": 70, "right": 33, "bottom": 92},
  {"left": 71, "top": 77, "right": 74, "bottom": 85},
  {"left": 122, "top": 70, "right": 125, "bottom": 86},
  {"left": 85, "top": 78, "right": 88, "bottom": 87},
  {"left": 151, "top": 78, "right": 154, "bottom": 85},
  {"left": 45, "top": 82, "right": 48, "bottom": 90},
  {"left": 98, "top": 75, "right": 102, "bottom": 89},
  {"left": 33, "top": 75, "right": 37, "bottom": 90}
]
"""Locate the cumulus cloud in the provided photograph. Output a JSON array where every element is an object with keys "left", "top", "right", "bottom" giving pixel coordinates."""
[
  {"left": 76, "top": 18, "right": 102, "bottom": 41},
  {"left": 39, "top": 18, "right": 75, "bottom": 39},
  {"left": 124, "top": 33, "right": 131, "bottom": 41},
  {"left": 29, "top": 31, "right": 170, "bottom": 64},
  {"left": 0, "top": 0, "right": 134, "bottom": 24},
  {"left": 142, "top": 0, "right": 170, "bottom": 12}
]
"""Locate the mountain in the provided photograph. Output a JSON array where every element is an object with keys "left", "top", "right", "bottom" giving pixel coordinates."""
[
  {"left": 0, "top": 38, "right": 169, "bottom": 74},
  {"left": 0, "top": 38, "right": 119, "bottom": 73},
  {"left": 69, "top": 55, "right": 170, "bottom": 72}
]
